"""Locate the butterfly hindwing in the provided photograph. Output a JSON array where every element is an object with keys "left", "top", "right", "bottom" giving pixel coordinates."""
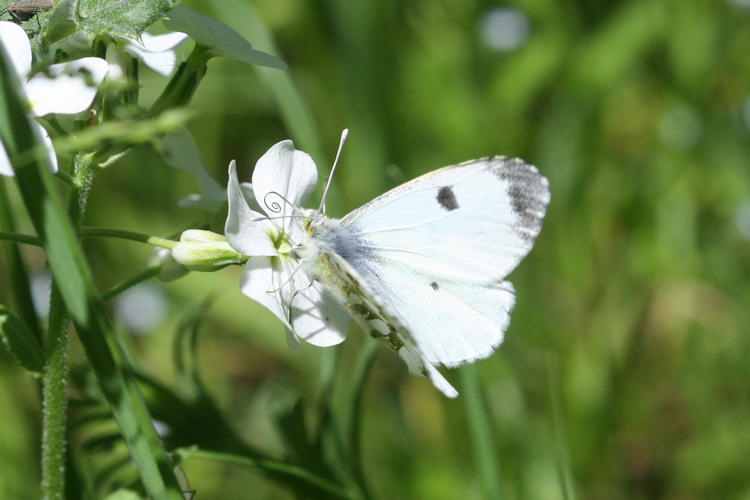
[
  {"left": 308, "top": 246, "right": 459, "bottom": 398},
  {"left": 354, "top": 259, "right": 517, "bottom": 367}
]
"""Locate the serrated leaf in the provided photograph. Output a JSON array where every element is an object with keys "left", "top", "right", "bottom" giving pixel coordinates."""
[
  {"left": 77, "top": 0, "right": 174, "bottom": 38},
  {"left": 164, "top": 6, "right": 286, "bottom": 69},
  {"left": 0, "top": 305, "right": 44, "bottom": 374}
]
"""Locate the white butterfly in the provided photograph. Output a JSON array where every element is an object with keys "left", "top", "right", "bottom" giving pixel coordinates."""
[{"left": 225, "top": 131, "right": 549, "bottom": 398}]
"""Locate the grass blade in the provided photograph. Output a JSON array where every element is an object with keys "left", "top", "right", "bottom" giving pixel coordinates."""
[
  {"left": 459, "top": 364, "right": 504, "bottom": 500},
  {"left": 0, "top": 179, "right": 42, "bottom": 342},
  {"left": 546, "top": 355, "right": 578, "bottom": 500}
]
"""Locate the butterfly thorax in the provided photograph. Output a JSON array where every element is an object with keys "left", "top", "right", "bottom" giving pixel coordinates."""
[
  {"left": 297, "top": 214, "right": 351, "bottom": 285},
  {"left": 296, "top": 215, "right": 406, "bottom": 352}
]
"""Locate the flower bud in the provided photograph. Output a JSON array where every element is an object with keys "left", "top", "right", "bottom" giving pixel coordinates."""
[{"left": 171, "top": 230, "right": 243, "bottom": 271}]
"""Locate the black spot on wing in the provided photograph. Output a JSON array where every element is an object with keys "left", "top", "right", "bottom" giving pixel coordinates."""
[
  {"left": 430, "top": 281, "right": 439, "bottom": 291},
  {"left": 437, "top": 186, "right": 459, "bottom": 211},
  {"left": 491, "top": 157, "right": 550, "bottom": 241}
]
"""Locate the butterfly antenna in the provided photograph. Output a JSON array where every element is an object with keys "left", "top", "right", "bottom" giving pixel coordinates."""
[{"left": 318, "top": 128, "right": 349, "bottom": 214}]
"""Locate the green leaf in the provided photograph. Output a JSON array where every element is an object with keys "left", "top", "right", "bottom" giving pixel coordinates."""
[
  {"left": 0, "top": 179, "right": 42, "bottom": 342},
  {"left": 164, "top": 6, "right": 286, "bottom": 69},
  {"left": 276, "top": 398, "right": 314, "bottom": 464},
  {"left": 0, "top": 305, "right": 44, "bottom": 375},
  {"left": 161, "top": 128, "right": 225, "bottom": 211},
  {"left": 45, "top": 109, "right": 193, "bottom": 161},
  {"left": 0, "top": 38, "right": 184, "bottom": 500},
  {"left": 172, "top": 296, "right": 213, "bottom": 393},
  {"left": 174, "top": 447, "right": 356, "bottom": 500},
  {"left": 203, "top": 1, "right": 324, "bottom": 165},
  {"left": 77, "top": 0, "right": 175, "bottom": 38},
  {"left": 45, "top": 0, "right": 78, "bottom": 44}
]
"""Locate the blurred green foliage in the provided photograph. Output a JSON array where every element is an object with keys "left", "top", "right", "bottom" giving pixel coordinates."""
[{"left": 2, "top": 0, "right": 750, "bottom": 498}]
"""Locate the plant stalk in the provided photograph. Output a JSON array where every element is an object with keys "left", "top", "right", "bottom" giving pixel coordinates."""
[{"left": 41, "top": 155, "right": 94, "bottom": 500}]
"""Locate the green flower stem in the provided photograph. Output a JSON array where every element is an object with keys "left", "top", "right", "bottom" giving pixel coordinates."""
[
  {"left": 0, "top": 230, "right": 42, "bottom": 246},
  {"left": 79, "top": 227, "right": 177, "bottom": 249},
  {"left": 0, "top": 228, "right": 178, "bottom": 250},
  {"left": 101, "top": 266, "right": 163, "bottom": 301},
  {"left": 151, "top": 45, "right": 211, "bottom": 116},
  {"left": 41, "top": 282, "right": 70, "bottom": 500}
]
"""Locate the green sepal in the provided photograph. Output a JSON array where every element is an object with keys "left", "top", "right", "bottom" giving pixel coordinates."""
[{"left": 45, "top": 0, "right": 78, "bottom": 44}]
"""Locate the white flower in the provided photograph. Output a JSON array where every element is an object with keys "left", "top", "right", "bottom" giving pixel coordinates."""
[
  {"left": 121, "top": 32, "right": 188, "bottom": 77},
  {"left": 0, "top": 21, "right": 108, "bottom": 177},
  {"left": 225, "top": 141, "right": 350, "bottom": 349}
]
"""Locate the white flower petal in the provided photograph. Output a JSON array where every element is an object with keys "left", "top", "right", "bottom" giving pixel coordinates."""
[
  {"left": 285, "top": 327, "right": 300, "bottom": 350},
  {"left": 240, "top": 182, "right": 264, "bottom": 212},
  {"left": 252, "top": 140, "right": 318, "bottom": 218},
  {"left": 132, "top": 32, "right": 188, "bottom": 53},
  {"left": 0, "top": 21, "right": 31, "bottom": 77},
  {"left": 105, "top": 44, "right": 127, "bottom": 80},
  {"left": 32, "top": 120, "right": 58, "bottom": 174},
  {"left": 290, "top": 279, "right": 349, "bottom": 347},
  {"left": 26, "top": 57, "right": 108, "bottom": 116},
  {"left": 0, "top": 121, "right": 57, "bottom": 176},
  {"left": 129, "top": 47, "right": 178, "bottom": 76},
  {"left": 239, "top": 256, "right": 292, "bottom": 330},
  {"left": 0, "top": 139, "right": 13, "bottom": 177},
  {"left": 225, "top": 160, "right": 278, "bottom": 257},
  {"left": 122, "top": 33, "right": 186, "bottom": 76}
]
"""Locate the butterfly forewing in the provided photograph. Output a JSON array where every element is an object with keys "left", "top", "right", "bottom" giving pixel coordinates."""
[{"left": 340, "top": 157, "right": 550, "bottom": 283}]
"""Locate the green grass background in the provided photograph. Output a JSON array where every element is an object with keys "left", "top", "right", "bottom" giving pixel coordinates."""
[{"left": 2, "top": 0, "right": 750, "bottom": 498}]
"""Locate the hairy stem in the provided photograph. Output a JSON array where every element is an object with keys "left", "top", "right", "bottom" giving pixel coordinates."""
[
  {"left": 41, "top": 155, "right": 94, "bottom": 500},
  {"left": 40, "top": 283, "right": 70, "bottom": 500},
  {"left": 101, "top": 266, "right": 163, "bottom": 301}
]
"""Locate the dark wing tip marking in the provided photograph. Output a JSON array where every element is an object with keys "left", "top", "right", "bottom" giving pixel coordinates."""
[
  {"left": 491, "top": 157, "right": 550, "bottom": 242},
  {"left": 437, "top": 186, "right": 459, "bottom": 211},
  {"left": 430, "top": 281, "right": 439, "bottom": 291}
]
